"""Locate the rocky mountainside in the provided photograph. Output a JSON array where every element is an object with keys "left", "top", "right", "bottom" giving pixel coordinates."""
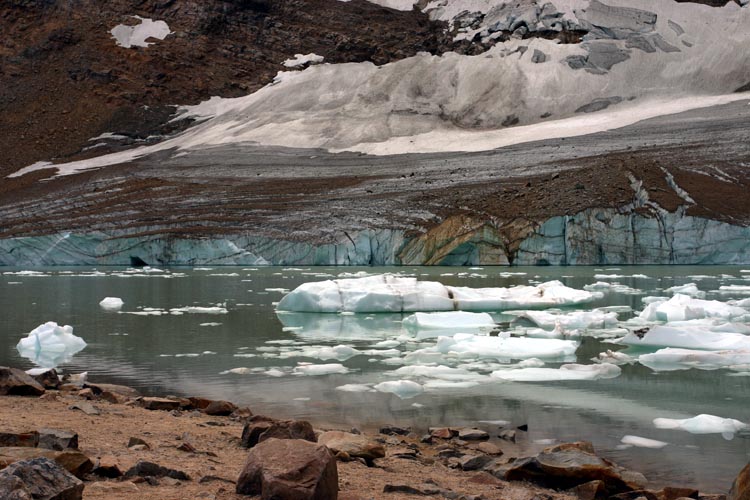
[{"left": 1, "top": 0, "right": 749, "bottom": 266}]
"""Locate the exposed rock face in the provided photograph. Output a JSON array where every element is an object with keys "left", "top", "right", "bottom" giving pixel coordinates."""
[
  {"left": 729, "top": 463, "right": 750, "bottom": 500},
  {"left": 0, "top": 368, "right": 45, "bottom": 396},
  {"left": 0, "top": 457, "right": 83, "bottom": 500},
  {"left": 236, "top": 438, "right": 338, "bottom": 499},
  {"left": 37, "top": 429, "right": 78, "bottom": 451},
  {"left": 0, "top": 448, "right": 92, "bottom": 479}
]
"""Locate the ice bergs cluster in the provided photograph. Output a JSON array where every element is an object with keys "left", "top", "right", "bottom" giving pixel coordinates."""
[
  {"left": 16, "top": 322, "right": 87, "bottom": 368},
  {"left": 276, "top": 275, "right": 597, "bottom": 313}
]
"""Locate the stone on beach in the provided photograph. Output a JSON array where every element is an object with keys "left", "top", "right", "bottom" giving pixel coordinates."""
[
  {"left": 0, "top": 367, "right": 45, "bottom": 396},
  {"left": 236, "top": 438, "right": 338, "bottom": 499},
  {"left": 0, "top": 457, "right": 84, "bottom": 500},
  {"left": 0, "top": 447, "right": 93, "bottom": 478},
  {"left": 241, "top": 416, "right": 317, "bottom": 449},
  {"left": 318, "top": 431, "right": 385, "bottom": 466}
]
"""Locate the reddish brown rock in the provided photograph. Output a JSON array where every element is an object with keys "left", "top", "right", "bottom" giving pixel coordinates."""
[
  {"left": 38, "top": 429, "right": 78, "bottom": 451},
  {"left": 0, "top": 447, "right": 92, "bottom": 479},
  {"left": 662, "top": 487, "right": 700, "bottom": 500},
  {"left": 572, "top": 480, "right": 606, "bottom": 500},
  {"left": 204, "top": 400, "right": 238, "bottom": 416},
  {"left": 188, "top": 397, "right": 212, "bottom": 410},
  {"left": 318, "top": 431, "right": 385, "bottom": 467},
  {"left": 0, "top": 457, "right": 83, "bottom": 500},
  {"left": 141, "top": 397, "right": 180, "bottom": 411},
  {"left": 0, "top": 432, "right": 39, "bottom": 448},
  {"left": 240, "top": 416, "right": 316, "bottom": 449},
  {"left": 429, "top": 427, "right": 453, "bottom": 439},
  {"left": 236, "top": 438, "right": 338, "bottom": 499},
  {"left": 84, "top": 382, "right": 139, "bottom": 399},
  {"left": 91, "top": 456, "right": 122, "bottom": 478},
  {"left": 0, "top": 368, "right": 45, "bottom": 396},
  {"left": 26, "top": 369, "right": 60, "bottom": 390},
  {"left": 730, "top": 463, "right": 750, "bottom": 500}
]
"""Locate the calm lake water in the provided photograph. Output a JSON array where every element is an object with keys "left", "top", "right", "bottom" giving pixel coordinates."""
[{"left": 1, "top": 265, "right": 750, "bottom": 491}]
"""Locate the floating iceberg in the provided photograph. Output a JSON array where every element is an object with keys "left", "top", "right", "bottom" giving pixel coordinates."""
[
  {"left": 639, "top": 294, "right": 747, "bottom": 322},
  {"left": 512, "top": 310, "right": 618, "bottom": 331},
  {"left": 620, "top": 435, "right": 668, "bottom": 449},
  {"left": 373, "top": 380, "right": 424, "bottom": 399},
  {"left": 99, "top": 297, "right": 124, "bottom": 311},
  {"left": 402, "top": 311, "right": 496, "bottom": 335},
  {"left": 653, "top": 414, "right": 747, "bottom": 439},
  {"left": 491, "top": 363, "right": 621, "bottom": 382},
  {"left": 391, "top": 365, "right": 488, "bottom": 383},
  {"left": 16, "top": 322, "right": 87, "bottom": 368},
  {"left": 276, "top": 275, "right": 597, "bottom": 313},
  {"left": 292, "top": 363, "right": 350, "bottom": 376},
  {"left": 665, "top": 283, "right": 705, "bottom": 298},
  {"left": 425, "top": 333, "right": 578, "bottom": 362},
  {"left": 638, "top": 348, "right": 750, "bottom": 372},
  {"left": 618, "top": 325, "right": 750, "bottom": 351}
]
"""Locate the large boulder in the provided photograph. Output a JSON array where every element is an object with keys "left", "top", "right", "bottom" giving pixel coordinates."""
[
  {"left": 0, "top": 457, "right": 83, "bottom": 500},
  {"left": 317, "top": 431, "right": 385, "bottom": 466},
  {"left": 140, "top": 397, "right": 180, "bottom": 411},
  {"left": 501, "top": 442, "right": 646, "bottom": 494},
  {"left": 0, "top": 432, "right": 39, "bottom": 448},
  {"left": 241, "top": 416, "right": 316, "bottom": 448},
  {"left": 26, "top": 369, "right": 60, "bottom": 390},
  {"left": 0, "top": 368, "right": 45, "bottom": 396},
  {"left": 730, "top": 463, "right": 750, "bottom": 500},
  {"left": 236, "top": 438, "right": 338, "bottom": 499},
  {"left": 0, "top": 447, "right": 92, "bottom": 478},
  {"left": 38, "top": 429, "right": 78, "bottom": 451}
]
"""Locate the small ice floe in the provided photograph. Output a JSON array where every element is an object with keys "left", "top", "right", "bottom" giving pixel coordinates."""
[
  {"left": 373, "top": 380, "right": 424, "bottom": 399},
  {"left": 282, "top": 53, "right": 324, "bottom": 68},
  {"left": 639, "top": 294, "right": 747, "bottom": 322},
  {"left": 620, "top": 435, "right": 668, "bottom": 449},
  {"left": 665, "top": 283, "right": 705, "bottom": 298},
  {"left": 169, "top": 306, "right": 228, "bottom": 314},
  {"left": 429, "top": 333, "right": 579, "bottom": 361},
  {"left": 391, "top": 365, "right": 487, "bottom": 383},
  {"left": 293, "top": 363, "right": 350, "bottom": 376},
  {"left": 402, "top": 311, "right": 496, "bottom": 334},
  {"left": 653, "top": 414, "right": 748, "bottom": 439},
  {"left": 372, "top": 340, "right": 401, "bottom": 348},
  {"left": 111, "top": 16, "right": 171, "bottom": 48},
  {"left": 513, "top": 310, "right": 618, "bottom": 331},
  {"left": 220, "top": 367, "right": 254, "bottom": 375},
  {"left": 593, "top": 350, "right": 636, "bottom": 365},
  {"left": 99, "top": 297, "right": 124, "bottom": 312},
  {"left": 638, "top": 348, "right": 750, "bottom": 372},
  {"left": 16, "top": 322, "right": 87, "bottom": 368},
  {"left": 478, "top": 420, "right": 511, "bottom": 426},
  {"left": 276, "top": 274, "right": 597, "bottom": 313},
  {"left": 200, "top": 322, "right": 222, "bottom": 327},
  {"left": 490, "top": 363, "right": 621, "bottom": 382},
  {"left": 336, "top": 384, "right": 375, "bottom": 392},
  {"left": 265, "top": 368, "right": 286, "bottom": 377},
  {"left": 584, "top": 282, "right": 641, "bottom": 295},
  {"left": 618, "top": 325, "right": 750, "bottom": 351}
]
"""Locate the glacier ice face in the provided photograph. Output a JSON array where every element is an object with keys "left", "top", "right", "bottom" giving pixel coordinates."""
[
  {"left": 491, "top": 362, "right": 621, "bottom": 382},
  {"left": 16, "top": 322, "right": 87, "bottom": 368},
  {"left": 99, "top": 297, "right": 124, "bottom": 311},
  {"left": 276, "top": 274, "right": 597, "bottom": 313}
]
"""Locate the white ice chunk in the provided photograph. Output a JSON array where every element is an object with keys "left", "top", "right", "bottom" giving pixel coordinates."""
[
  {"left": 433, "top": 333, "right": 578, "bottom": 361},
  {"left": 276, "top": 275, "right": 596, "bottom": 313},
  {"left": 111, "top": 16, "right": 171, "bottom": 48},
  {"left": 293, "top": 363, "right": 350, "bottom": 376},
  {"left": 513, "top": 310, "right": 617, "bottom": 331},
  {"left": 491, "top": 363, "right": 621, "bottom": 382},
  {"left": 665, "top": 283, "right": 706, "bottom": 298},
  {"left": 639, "top": 348, "right": 750, "bottom": 371},
  {"left": 169, "top": 306, "right": 228, "bottom": 314},
  {"left": 373, "top": 380, "right": 424, "bottom": 399},
  {"left": 402, "top": 311, "right": 495, "bottom": 334},
  {"left": 653, "top": 414, "right": 747, "bottom": 438},
  {"left": 302, "top": 345, "right": 361, "bottom": 361},
  {"left": 392, "top": 365, "right": 486, "bottom": 382},
  {"left": 639, "top": 294, "right": 747, "bottom": 322},
  {"left": 618, "top": 325, "right": 750, "bottom": 351},
  {"left": 16, "top": 322, "right": 87, "bottom": 368},
  {"left": 282, "top": 53, "right": 324, "bottom": 68},
  {"left": 621, "top": 435, "right": 668, "bottom": 449},
  {"left": 336, "top": 384, "right": 375, "bottom": 392},
  {"left": 98, "top": 297, "right": 124, "bottom": 312}
]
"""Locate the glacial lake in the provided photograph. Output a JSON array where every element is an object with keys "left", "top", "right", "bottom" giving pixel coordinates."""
[{"left": 2, "top": 265, "right": 750, "bottom": 491}]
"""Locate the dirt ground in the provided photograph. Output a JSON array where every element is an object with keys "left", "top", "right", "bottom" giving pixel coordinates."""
[{"left": 0, "top": 393, "right": 577, "bottom": 500}]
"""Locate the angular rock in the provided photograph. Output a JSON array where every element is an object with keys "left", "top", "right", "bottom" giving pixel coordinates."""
[
  {"left": 38, "top": 429, "right": 78, "bottom": 451},
  {"left": 188, "top": 397, "right": 213, "bottom": 410},
  {"left": 85, "top": 382, "right": 139, "bottom": 398},
  {"left": 730, "top": 463, "right": 750, "bottom": 500},
  {"left": 430, "top": 427, "right": 453, "bottom": 439},
  {"left": 91, "top": 456, "right": 122, "bottom": 478},
  {"left": 383, "top": 483, "right": 441, "bottom": 495},
  {"left": 0, "top": 457, "right": 83, "bottom": 500},
  {"left": 26, "top": 369, "right": 60, "bottom": 390},
  {"left": 0, "top": 432, "right": 39, "bottom": 448},
  {"left": 76, "top": 388, "right": 94, "bottom": 400},
  {"left": 610, "top": 491, "right": 659, "bottom": 500},
  {"left": 503, "top": 442, "right": 646, "bottom": 493},
  {"left": 204, "top": 400, "right": 237, "bottom": 416},
  {"left": 124, "top": 460, "right": 190, "bottom": 480},
  {"left": 240, "top": 416, "right": 316, "bottom": 448},
  {"left": 475, "top": 442, "right": 503, "bottom": 456},
  {"left": 0, "top": 368, "right": 45, "bottom": 396},
  {"left": 0, "top": 447, "right": 92, "bottom": 478},
  {"left": 379, "top": 425, "right": 411, "bottom": 436},
  {"left": 459, "top": 454, "right": 493, "bottom": 471},
  {"left": 236, "top": 438, "right": 338, "bottom": 499},
  {"left": 498, "top": 430, "right": 516, "bottom": 442},
  {"left": 0, "top": 472, "right": 31, "bottom": 500},
  {"left": 661, "top": 487, "right": 699, "bottom": 500},
  {"left": 572, "top": 480, "right": 606, "bottom": 500},
  {"left": 318, "top": 431, "right": 385, "bottom": 467},
  {"left": 458, "top": 428, "right": 489, "bottom": 441},
  {"left": 141, "top": 397, "right": 180, "bottom": 411},
  {"left": 127, "top": 437, "right": 150, "bottom": 449},
  {"left": 468, "top": 471, "right": 505, "bottom": 487},
  {"left": 68, "top": 402, "right": 99, "bottom": 416}
]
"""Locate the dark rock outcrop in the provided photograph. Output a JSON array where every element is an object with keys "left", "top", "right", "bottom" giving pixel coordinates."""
[
  {"left": 241, "top": 416, "right": 316, "bottom": 449},
  {"left": 124, "top": 460, "right": 190, "bottom": 481},
  {"left": 0, "top": 368, "right": 45, "bottom": 396},
  {"left": 318, "top": 431, "right": 385, "bottom": 467},
  {"left": 0, "top": 447, "right": 92, "bottom": 479},
  {"left": 0, "top": 457, "right": 83, "bottom": 500},
  {"left": 236, "top": 437, "right": 338, "bottom": 499}
]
